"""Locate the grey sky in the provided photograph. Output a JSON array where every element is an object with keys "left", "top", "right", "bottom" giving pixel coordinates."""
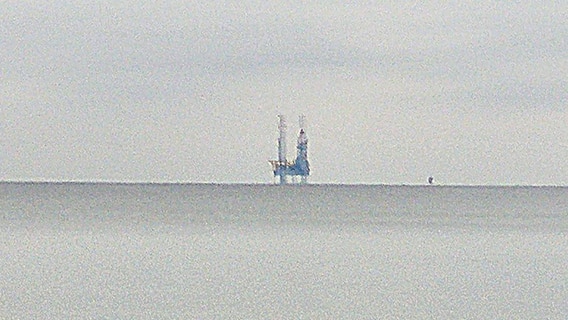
[{"left": 1, "top": 1, "right": 567, "bottom": 185}]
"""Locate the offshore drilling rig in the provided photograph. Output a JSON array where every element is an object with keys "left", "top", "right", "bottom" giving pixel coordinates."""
[{"left": 269, "top": 115, "right": 310, "bottom": 184}]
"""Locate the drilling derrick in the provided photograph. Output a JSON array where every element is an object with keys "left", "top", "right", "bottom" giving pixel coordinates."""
[
  {"left": 296, "top": 115, "right": 309, "bottom": 183},
  {"left": 269, "top": 115, "right": 310, "bottom": 184}
]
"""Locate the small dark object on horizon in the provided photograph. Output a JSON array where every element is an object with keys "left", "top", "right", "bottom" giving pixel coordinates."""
[{"left": 428, "top": 176, "right": 434, "bottom": 185}]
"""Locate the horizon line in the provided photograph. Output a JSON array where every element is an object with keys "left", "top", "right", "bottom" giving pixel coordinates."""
[{"left": 1, "top": 180, "right": 566, "bottom": 188}]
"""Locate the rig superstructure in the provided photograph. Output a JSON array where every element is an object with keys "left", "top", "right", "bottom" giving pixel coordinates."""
[{"left": 269, "top": 115, "right": 310, "bottom": 184}]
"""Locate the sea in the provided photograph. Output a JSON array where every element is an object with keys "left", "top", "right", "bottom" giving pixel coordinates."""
[{"left": 1, "top": 182, "right": 567, "bottom": 319}]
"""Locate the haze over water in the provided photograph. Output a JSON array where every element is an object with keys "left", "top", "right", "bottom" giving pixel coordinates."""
[{"left": 1, "top": 183, "right": 567, "bottom": 318}]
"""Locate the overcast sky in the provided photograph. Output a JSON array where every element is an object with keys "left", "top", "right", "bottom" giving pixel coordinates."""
[{"left": 1, "top": 1, "right": 567, "bottom": 185}]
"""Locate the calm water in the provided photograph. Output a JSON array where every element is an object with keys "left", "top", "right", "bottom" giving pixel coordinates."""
[{"left": 1, "top": 183, "right": 567, "bottom": 319}]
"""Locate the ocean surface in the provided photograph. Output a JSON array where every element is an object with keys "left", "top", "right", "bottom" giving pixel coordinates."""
[{"left": 1, "top": 182, "right": 567, "bottom": 319}]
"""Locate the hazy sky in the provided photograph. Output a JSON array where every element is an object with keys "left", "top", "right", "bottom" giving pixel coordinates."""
[{"left": 2, "top": 1, "right": 567, "bottom": 185}]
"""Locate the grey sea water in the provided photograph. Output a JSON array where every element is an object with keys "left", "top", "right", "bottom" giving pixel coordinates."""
[{"left": 1, "top": 183, "right": 567, "bottom": 319}]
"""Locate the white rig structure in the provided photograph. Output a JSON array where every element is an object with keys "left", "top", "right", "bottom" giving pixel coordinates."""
[{"left": 269, "top": 115, "right": 310, "bottom": 184}]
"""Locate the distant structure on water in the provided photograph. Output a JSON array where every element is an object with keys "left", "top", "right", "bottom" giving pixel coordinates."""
[{"left": 269, "top": 115, "right": 310, "bottom": 184}]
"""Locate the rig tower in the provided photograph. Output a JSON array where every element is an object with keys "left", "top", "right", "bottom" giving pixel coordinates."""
[{"left": 269, "top": 115, "right": 310, "bottom": 184}]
